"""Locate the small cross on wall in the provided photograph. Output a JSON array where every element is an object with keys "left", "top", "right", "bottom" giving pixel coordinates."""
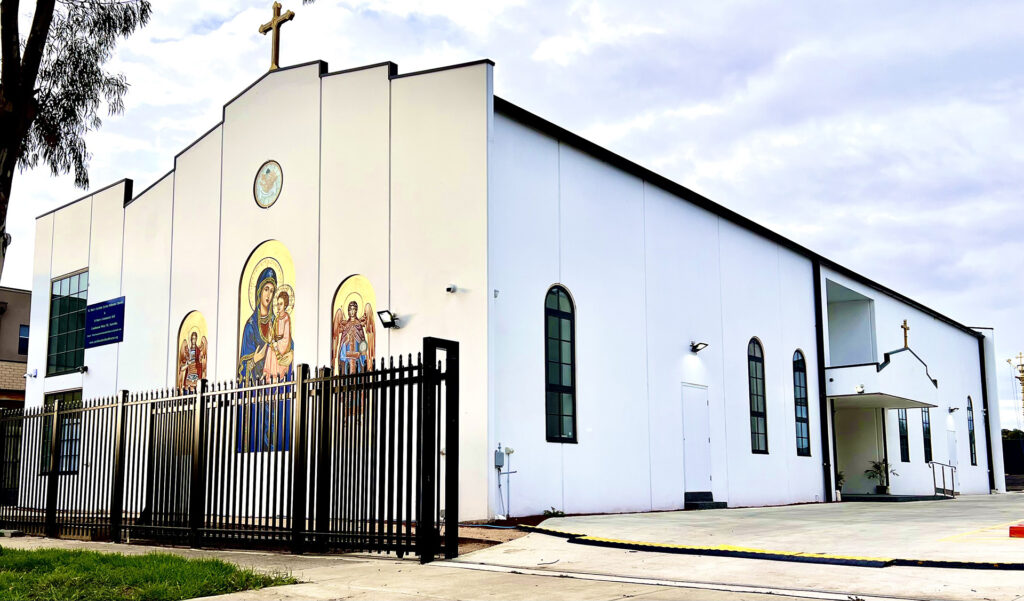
[
  {"left": 259, "top": 2, "right": 295, "bottom": 71},
  {"left": 901, "top": 319, "right": 910, "bottom": 348}
]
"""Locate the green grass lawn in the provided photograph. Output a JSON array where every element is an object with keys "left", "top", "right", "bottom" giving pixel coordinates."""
[{"left": 0, "top": 546, "right": 297, "bottom": 601}]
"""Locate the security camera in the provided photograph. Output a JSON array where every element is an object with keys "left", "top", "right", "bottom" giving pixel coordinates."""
[
  {"left": 446, "top": 284, "right": 457, "bottom": 294},
  {"left": 23, "top": 369, "right": 37, "bottom": 379}
]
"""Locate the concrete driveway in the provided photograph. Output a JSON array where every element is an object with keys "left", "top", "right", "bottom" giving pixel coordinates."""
[
  {"left": 533, "top": 493, "right": 1024, "bottom": 563},
  {"left": 453, "top": 493, "right": 1024, "bottom": 601}
]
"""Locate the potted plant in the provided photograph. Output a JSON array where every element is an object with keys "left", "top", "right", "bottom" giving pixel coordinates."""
[
  {"left": 835, "top": 471, "right": 846, "bottom": 501},
  {"left": 864, "top": 459, "right": 898, "bottom": 494}
]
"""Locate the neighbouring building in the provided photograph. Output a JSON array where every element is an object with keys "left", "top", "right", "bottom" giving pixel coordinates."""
[
  {"left": 23, "top": 57, "right": 1006, "bottom": 521},
  {"left": 0, "top": 287, "right": 30, "bottom": 409}
]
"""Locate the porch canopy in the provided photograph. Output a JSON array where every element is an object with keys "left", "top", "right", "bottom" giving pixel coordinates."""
[
  {"left": 830, "top": 393, "right": 935, "bottom": 410},
  {"left": 825, "top": 347, "right": 939, "bottom": 410}
]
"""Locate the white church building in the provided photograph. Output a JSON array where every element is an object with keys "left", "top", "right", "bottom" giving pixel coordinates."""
[{"left": 24, "top": 58, "right": 1006, "bottom": 521}]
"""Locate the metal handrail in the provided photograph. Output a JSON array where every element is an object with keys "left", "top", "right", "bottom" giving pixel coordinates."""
[{"left": 928, "top": 461, "right": 957, "bottom": 497}]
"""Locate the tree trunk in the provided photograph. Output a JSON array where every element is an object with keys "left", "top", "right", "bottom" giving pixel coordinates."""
[{"left": 0, "top": 144, "right": 17, "bottom": 280}]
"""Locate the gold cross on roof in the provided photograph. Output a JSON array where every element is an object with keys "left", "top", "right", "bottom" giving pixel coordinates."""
[
  {"left": 259, "top": 2, "right": 295, "bottom": 71},
  {"left": 901, "top": 319, "right": 910, "bottom": 348}
]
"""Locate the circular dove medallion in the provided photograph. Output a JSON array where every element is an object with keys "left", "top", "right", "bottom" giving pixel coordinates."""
[{"left": 253, "top": 160, "right": 283, "bottom": 208}]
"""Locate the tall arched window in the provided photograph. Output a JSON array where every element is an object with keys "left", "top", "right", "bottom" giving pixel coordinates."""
[
  {"left": 792, "top": 350, "right": 810, "bottom": 457},
  {"left": 967, "top": 396, "right": 977, "bottom": 466},
  {"left": 545, "top": 286, "right": 576, "bottom": 443},
  {"left": 921, "top": 408, "right": 933, "bottom": 463},
  {"left": 748, "top": 338, "right": 768, "bottom": 454}
]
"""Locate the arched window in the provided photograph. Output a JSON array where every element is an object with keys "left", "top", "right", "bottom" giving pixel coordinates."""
[
  {"left": 897, "top": 408, "right": 910, "bottom": 462},
  {"left": 922, "top": 408, "right": 933, "bottom": 463},
  {"left": 545, "top": 286, "right": 576, "bottom": 443},
  {"left": 967, "top": 396, "right": 977, "bottom": 466},
  {"left": 792, "top": 350, "right": 810, "bottom": 457},
  {"left": 748, "top": 338, "right": 767, "bottom": 454}
]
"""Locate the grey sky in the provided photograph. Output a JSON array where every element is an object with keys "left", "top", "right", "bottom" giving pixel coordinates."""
[{"left": 6, "top": 0, "right": 1023, "bottom": 427}]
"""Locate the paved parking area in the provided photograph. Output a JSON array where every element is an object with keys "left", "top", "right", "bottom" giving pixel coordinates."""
[
  {"left": 456, "top": 493, "right": 1024, "bottom": 601},
  {"left": 536, "top": 492, "right": 1024, "bottom": 562}
]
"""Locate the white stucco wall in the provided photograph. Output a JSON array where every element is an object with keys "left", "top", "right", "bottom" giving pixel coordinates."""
[
  {"left": 25, "top": 213, "right": 54, "bottom": 405},
  {"left": 827, "top": 299, "right": 876, "bottom": 366},
  {"left": 26, "top": 182, "right": 132, "bottom": 406},
  {"left": 120, "top": 176, "right": 174, "bottom": 393},
  {"left": 390, "top": 62, "right": 493, "bottom": 520},
  {"left": 319, "top": 64, "right": 392, "bottom": 364},
  {"left": 167, "top": 126, "right": 222, "bottom": 386},
  {"left": 488, "top": 112, "right": 825, "bottom": 516},
  {"left": 215, "top": 63, "right": 323, "bottom": 379}
]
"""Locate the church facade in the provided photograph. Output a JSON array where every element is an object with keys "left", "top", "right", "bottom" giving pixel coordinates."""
[{"left": 24, "top": 59, "right": 1005, "bottom": 521}]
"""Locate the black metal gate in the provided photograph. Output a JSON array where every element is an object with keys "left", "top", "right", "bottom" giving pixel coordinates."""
[{"left": 0, "top": 337, "right": 458, "bottom": 562}]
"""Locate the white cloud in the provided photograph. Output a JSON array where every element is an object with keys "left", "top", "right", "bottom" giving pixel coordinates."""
[{"left": 532, "top": 1, "right": 663, "bottom": 66}]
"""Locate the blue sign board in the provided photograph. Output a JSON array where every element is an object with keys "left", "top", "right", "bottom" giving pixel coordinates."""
[{"left": 84, "top": 297, "right": 125, "bottom": 349}]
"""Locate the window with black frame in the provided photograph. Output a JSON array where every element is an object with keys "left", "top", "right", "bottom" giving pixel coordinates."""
[
  {"left": 792, "top": 350, "right": 810, "bottom": 457},
  {"left": 897, "top": 408, "right": 910, "bottom": 462},
  {"left": 921, "top": 407, "right": 932, "bottom": 463},
  {"left": 748, "top": 338, "right": 767, "bottom": 454},
  {"left": 46, "top": 271, "right": 88, "bottom": 376},
  {"left": 17, "top": 325, "right": 29, "bottom": 355},
  {"left": 967, "top": 396, "right": 977, "bottom": 466},
  {"left": 545, "top": 286, "right": 576, "bottom": 443},
  {"left": 40, "top": 390, "right": 82, "bottom": 474}
]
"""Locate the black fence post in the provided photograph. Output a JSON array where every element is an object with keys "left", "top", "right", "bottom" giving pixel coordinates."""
[
  {"left": 188, "top": 380, "right": 208, "bottom": 548},
  {"left": 109, "top": 390, "right": 129, "bottom": 542},
  {"left": 443, "top": 341, "right": 459, "bottom": 559},
  {"left": 44, "top": 397, "right": 62, "bottom": 538},
  {"left": 291, "top": 364, "right": 310, "bottom": 554},
  {"left": 418, "top": 343, "right": 438, "bottom": 564},
  {"left": 314, "top": 367, "right": 332, "bottom": 549}
]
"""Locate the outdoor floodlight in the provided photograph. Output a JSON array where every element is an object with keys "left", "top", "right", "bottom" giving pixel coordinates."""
[
  {"left": 690, "top": 341, "right": 709, "bottom": 353},
  {"left": 377, "top": 310, "right": 400, "bottom": 329}
]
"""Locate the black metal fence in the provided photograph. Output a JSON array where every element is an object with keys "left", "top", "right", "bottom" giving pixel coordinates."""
[{"left": 0, "top": 337, "right": 458, "bottom": 563}]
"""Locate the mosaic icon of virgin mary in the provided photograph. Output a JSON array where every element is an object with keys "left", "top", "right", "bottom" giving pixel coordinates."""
[{"left": 238, "top": 266, "right": 294, "bottom": 382}]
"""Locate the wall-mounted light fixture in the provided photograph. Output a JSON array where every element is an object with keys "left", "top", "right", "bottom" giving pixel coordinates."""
[
  {"left": 948, "top": 407, "right": 960, "bottom": 414},
  {"left": 377, "top": 310, "right": 400, "bottom": 329},
  {"left": 690, "top": 341, "right": 709, "bottom": 353}
]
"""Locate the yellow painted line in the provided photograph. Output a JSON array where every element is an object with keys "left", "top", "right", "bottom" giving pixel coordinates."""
[
  {"left": 937, "top": 518, "right": 1024, "bottom": 542},
  {"left": 577, "top": 535, "right": 894, "bottom": 563}
]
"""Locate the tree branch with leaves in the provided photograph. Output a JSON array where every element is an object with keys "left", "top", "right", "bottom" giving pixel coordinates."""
[{"left": 0, "top": 0, "right": 150, "bottom": 277}]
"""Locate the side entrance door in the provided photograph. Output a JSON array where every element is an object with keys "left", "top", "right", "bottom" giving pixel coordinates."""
[
  {"left": 947, "top": 429, "right": 961, "bottom": 489},
  {"left": 682, "top": 383, "right": 712, "bottom": 495}
]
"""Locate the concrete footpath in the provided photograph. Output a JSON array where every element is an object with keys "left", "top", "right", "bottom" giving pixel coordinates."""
[{"left": 0, "top": 536, "right": 821, "bottom": 601}]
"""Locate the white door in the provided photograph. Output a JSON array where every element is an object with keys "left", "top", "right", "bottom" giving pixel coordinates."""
[
  {"left": 682, "top": 383, "right": 712, "bottom": 492},
  {"left": 946, "top": 430, "right": 958, "bottom": 468},
  {"left": 947, "top": 429, "right": 961, "bottom": 489}
]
